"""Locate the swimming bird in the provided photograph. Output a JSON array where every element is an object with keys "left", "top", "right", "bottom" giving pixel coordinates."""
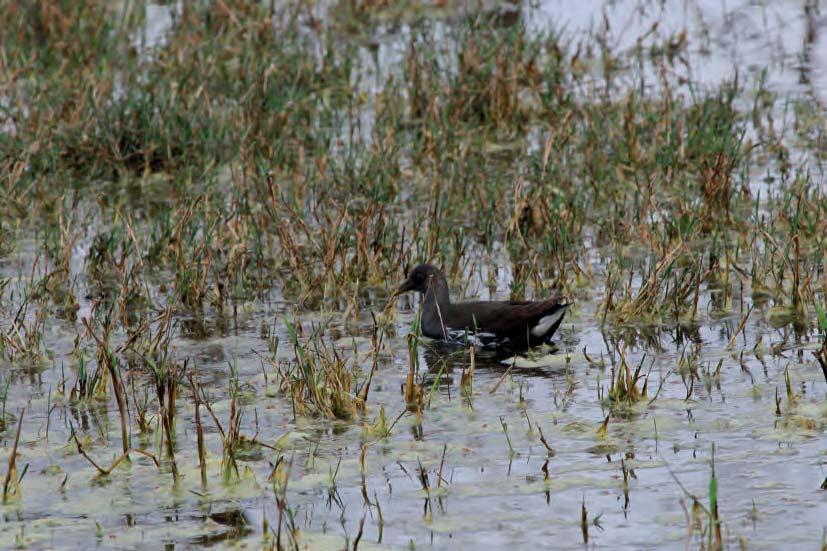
[{"left": 394, "top": 264, "right": 570, "bottom": 350}]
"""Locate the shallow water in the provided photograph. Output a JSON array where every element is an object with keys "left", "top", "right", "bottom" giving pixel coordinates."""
[
  {"left": 534, "top": 0, "right": 827, "bottom": 93},
  {"left": 3, "top": 285, "right": 824, "bottom": 549},
  {"left": 1, "top": 1, "right": 826, "bottom": 550}
]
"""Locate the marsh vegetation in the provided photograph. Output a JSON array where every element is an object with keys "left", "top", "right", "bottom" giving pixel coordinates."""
[{"left": 0, "top": 0, "right": 825, "bottom": 549}]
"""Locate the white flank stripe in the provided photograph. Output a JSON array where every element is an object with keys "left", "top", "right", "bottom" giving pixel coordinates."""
[{"left": 530, "top": 307, "right": 568, "bottom": 337}]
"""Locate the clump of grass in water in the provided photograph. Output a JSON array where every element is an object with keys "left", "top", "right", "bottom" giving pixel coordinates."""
[
  {"left": 188, "top": 372, "right": 208, "bottom": 487},
  {"left": 190, "top": 367, "right": 244, "bottom": 483},
  {"left": 460, "top": 345, "right": 475, "bottom": 396},
  {"left": 0, "top": 377, "right": 10, "bottom": 432},
  {"left": 604, "top": 344, "right": 649, "bottom": 409},
  {"left": 82, "top": 315, "right": 131, "bottom": 456},
  {"left": 814, "top": 303, "right": 827, "bottom": 384},
  {"left": 276, "top": 319, "right": 366, "bottom": 420},
  {"left": 267, "top": 453, "right": 297, "bottom": 550},
  {"left": 146, "top": 356, "right": 181, "bottom": 480},
  {"left": 667, "top": 443, "right": 724, "bottom": 550},
  {"left": 405, "top": 333, "right": 424, "bottom": 414},
  {"left": 2, "top": 408, "right": 25, "bottom": 501},
  {"left": 1, "top": 306, "right": 47, "bottom": 367}
]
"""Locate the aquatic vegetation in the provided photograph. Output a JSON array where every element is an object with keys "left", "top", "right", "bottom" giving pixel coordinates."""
[{"left": 0, "top": 0, "right": 825, "bottom": 549}]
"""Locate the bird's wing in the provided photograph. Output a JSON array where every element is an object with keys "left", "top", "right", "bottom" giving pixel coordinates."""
[{"left": 442, "top": 295, "right": 565, "bottom": 334}]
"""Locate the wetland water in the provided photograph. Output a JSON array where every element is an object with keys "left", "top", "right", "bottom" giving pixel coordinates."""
[{"left": 1, "top": 0, "right": 826, "bottom": 549}]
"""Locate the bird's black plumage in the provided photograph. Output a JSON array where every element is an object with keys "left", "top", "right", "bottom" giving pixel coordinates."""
[{"left": 395, "top": 264, "right": 569, "bottom": 350}]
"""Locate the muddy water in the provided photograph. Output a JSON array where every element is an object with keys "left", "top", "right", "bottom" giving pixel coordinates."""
[{"left": 1, "top": 1, "right": 826, "bottom": 550}]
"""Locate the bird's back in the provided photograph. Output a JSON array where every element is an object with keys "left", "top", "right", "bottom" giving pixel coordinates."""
[{"left": 436, "top": 296, "right": 568, "bottom": 348}]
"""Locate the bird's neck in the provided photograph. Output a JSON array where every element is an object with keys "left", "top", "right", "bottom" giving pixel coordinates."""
[
  {"left": 423, "top": 275, "right": 450, "bottom": 308},
  {"left": 420, "top": 275, "right": 451, "bottom": 338}
]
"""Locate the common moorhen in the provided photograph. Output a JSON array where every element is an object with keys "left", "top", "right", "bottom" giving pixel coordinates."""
[{"left": 394, "top": 264, "right": 570, "bottom": 349}]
